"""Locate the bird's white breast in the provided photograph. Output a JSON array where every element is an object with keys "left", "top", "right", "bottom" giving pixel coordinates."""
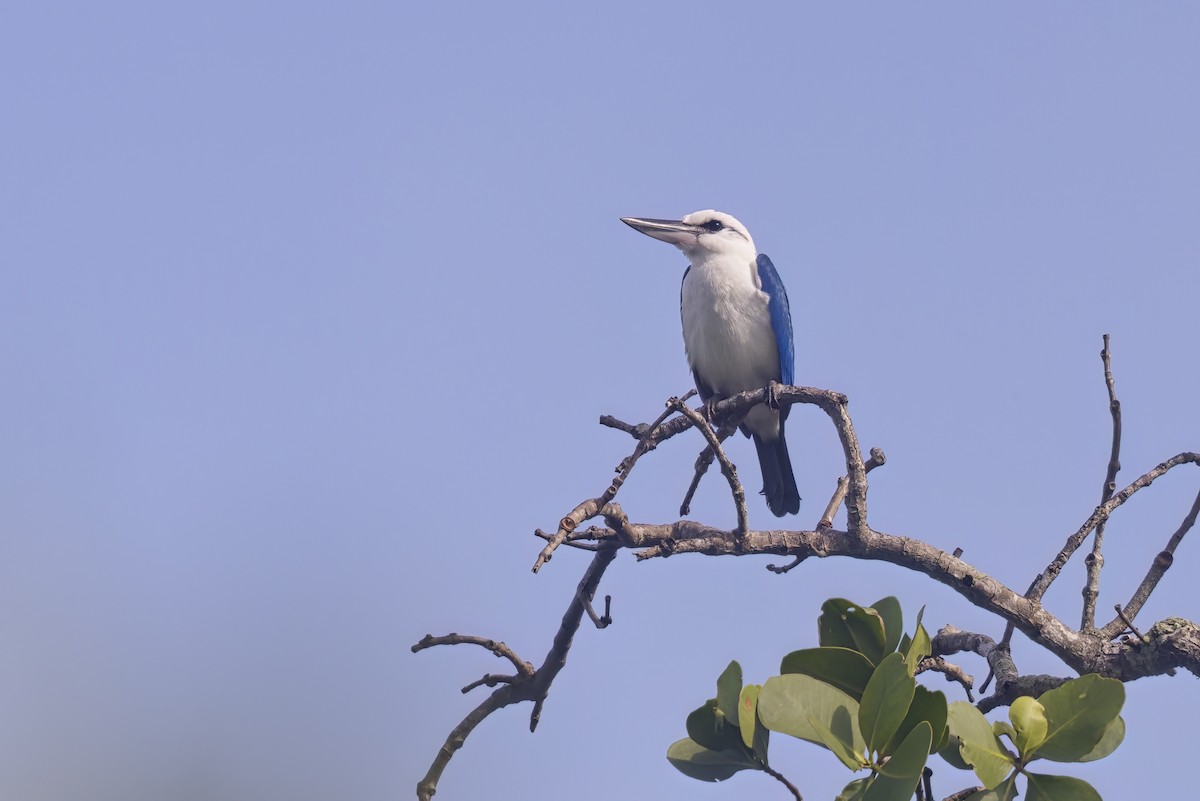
[{"left": 681, "top": 255, "right": 781, "bottom": 401}]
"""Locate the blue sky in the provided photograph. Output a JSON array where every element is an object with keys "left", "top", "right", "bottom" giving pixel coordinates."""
[{"left": 2, "top": 3, "right": 1198, "bottom": 800}]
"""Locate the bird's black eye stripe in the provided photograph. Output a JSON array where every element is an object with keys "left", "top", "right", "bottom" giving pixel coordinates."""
[{"left": 703, "top": 219, "right": 724, "bottom": 232}]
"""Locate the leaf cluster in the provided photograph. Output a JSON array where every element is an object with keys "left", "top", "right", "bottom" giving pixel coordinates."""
[
  {"left": 667, "top": 598, "right": 1125, "bottom": 801},
  {"left": 942, "top": 674, "right": 1125, "bottom": 801}
]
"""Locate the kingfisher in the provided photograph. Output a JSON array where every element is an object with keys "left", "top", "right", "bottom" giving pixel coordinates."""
[{"left": 621, "top": 210, "right": 800, "bottom": 516}]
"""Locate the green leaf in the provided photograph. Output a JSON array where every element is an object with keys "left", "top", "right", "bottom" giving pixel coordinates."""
[
  {"left": 1077, "top": 715, "right": 1124, "bottom": 762},
  {"left": 1034, "top": 675, "right": 1125, "bottom": 762},
  {"left": 962, "top": 772, "right": 1019, "bottom": 801},
  {"left": 864, "top": 721, "right": 932, "bottom": 801},
  {"left": 666, "top": 737, "right": 756, "bottom": 782},
  {"left": 780, "top": 646, "right": 876, "bottom": 701},
  {"left": 1010, "top": 696, "right": 1048, "bottom": 757},
  {"left": 738, "top": 684, "right": 769, "bottom": 761},
  {"left": 871, "top": 596, "right": 904, "bottom": 655},
  {"left": 946, "top": 701, "right": 1015, "bottom": 789},
  {"left": 1025, "top": 772, "right": 1102, "bottom": 801},
  {"left": 716, "top": 661, "right": 743, "bottom": 726},
  {"left": 992, "top": 721, "right": 1016, "bottom": 742},
  {"left": 904, "top": 620, "right": 931, "bottom": 675},
  {"left": 859, "top": 653, "right": 916, "bottom": 756},
  {"left": 809, "top": 703, "right": 871, "bottom": 770},
  {"left": 886, "top": 685, "right": 947, "bottom": 756},
  {"left": 836, "top": 778, "right": 870, "bottom": 801},
  {"left": 759, "top": 674, "right": 866, "bottom": 766},
  {"left": 938, "top": 733, "right": 972, "bottom": 771},
  {"left": 686, "top": 699, "right": 741, "bottom": 753},
  {"left": 819, "top": 598, "right": 889, "bottom": 665}
]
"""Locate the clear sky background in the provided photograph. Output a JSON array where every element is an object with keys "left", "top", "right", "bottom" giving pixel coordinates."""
[{"left": 2, "top": 3, "right": 1198, "bottom": 800}]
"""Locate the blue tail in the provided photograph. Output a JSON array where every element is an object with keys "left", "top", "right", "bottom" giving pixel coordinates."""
[{"left": 753, "top": 428, "right": 800, "bottom": 517}]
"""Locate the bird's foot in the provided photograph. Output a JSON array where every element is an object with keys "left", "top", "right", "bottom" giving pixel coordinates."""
[
  {"left": 701, "top": 398, "right": 720, "bottom": 427},
  {"left": 765, "top": 380, "right": 782, "bottom": 410}
]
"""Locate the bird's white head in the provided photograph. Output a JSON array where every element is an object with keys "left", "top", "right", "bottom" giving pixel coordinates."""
[{"left": 621, "top": 210, "right": 757, "bottom": 263}]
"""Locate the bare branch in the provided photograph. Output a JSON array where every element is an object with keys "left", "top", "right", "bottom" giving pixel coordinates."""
[
  {"left": 534, "top": 394, "right": 691, "bottom": 573},
  {"left": 917, "top": 655, "right": 975, "bottom": 702},
  {"left": 771, "top": 448, "right": 886, "bottom": 574},
  {"left": 629, "top": 524, "right": 1101, "bottom": 670},
  {"left": 461, "top": 674, "right": 518, "bottom": 693},
  {"left": 817, "top": 476, "right": 849, "bottom": 530},
  {"left": 679, "top": 419, "right": 739, "bottom": 516},
  {"left": 670, "top": 398, "right": 750, "bottom": 538},
  {"left": 414, "top": 542, "right": 620, "bottom": 800},
  {"left": 819, "top": 447, "right": 886, "bottom": 529},
  {"left": 1099, "top": 487, "right": 1200, "bottom": 640},
  {"left": 598, "top": 415, "right": 648, "bottom": 438},
  {"left": 1082, "top": 334, "right": 1123, "bottom": 632},
  {"left": 412, "top": 634, "right": 535, "bottom": 678},
  {"left": 932, "top": 625, "right": 1066, "bottom": 712},
  {"left": 1027, "top": 451, "right": 1200, "bottom": 603}
]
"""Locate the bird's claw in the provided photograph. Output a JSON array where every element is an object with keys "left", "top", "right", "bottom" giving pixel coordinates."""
[{"left": 765, "top": 381, "right": 782, "bottom": 410}]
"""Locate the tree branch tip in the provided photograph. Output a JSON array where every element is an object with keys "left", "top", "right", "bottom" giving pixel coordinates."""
[
  {"left": 460, "top": 674, "right": 518, "bottom": 694},
  {"left": 766, "top": 555, "right": 806, "bottom": 574},
  {"left": 866, "top": 446, "right": 887, "bottom": 469},
  {"left": 529, "top": 700, "right": 544, "bottom": 732}
]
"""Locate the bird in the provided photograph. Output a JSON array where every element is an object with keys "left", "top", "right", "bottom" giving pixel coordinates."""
[{"left": 621, "top": 210, "right": 800, "bottom": 517}]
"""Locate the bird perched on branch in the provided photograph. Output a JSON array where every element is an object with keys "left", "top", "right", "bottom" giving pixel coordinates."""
[{"left": 621, "top": 210, "right": 800, "bottom": 517}]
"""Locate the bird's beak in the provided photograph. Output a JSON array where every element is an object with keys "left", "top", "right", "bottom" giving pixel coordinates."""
[{"left": 621, "top": 217, "right": 699, "bottom": 247}]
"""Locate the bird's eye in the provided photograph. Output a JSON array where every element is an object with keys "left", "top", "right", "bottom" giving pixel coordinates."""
[{"left": 703, "top": 220, "right": 724, "bottom": 232}]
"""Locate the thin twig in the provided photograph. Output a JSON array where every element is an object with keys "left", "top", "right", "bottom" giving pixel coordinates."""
[
  {"left": 819, "top": 447, "right": 886, "bottom": 528},
  {"left": 1098, "top": 487, "right": 1200, "bottom": 640},
  {"left": 759, "top": 761, "right": 803, "bottom": 800},
  {"left": 461, "top": 674, "right": 518, "bottom": 693},
  {"left": 1027, "top": 451, "right": 1200, "bottom": 603},
  {"left": 670, "top": 398, "right": 749, "bottom": 539},
  {"left": 1082, "top": 334, "right": 1122, "bottom": 632},
  {"left": 679, "top": 419, "right": 739, "bottom": 516},
  {"left": 534, "top": 528, "right": 602, "bottom": 551},
  {"left": 533, "top": 394, "right": 691, "bottom": 572},
  {"left": 917, "top": 656, "right": 975, "bottom": 701},
  {"left": 769, "top": 448, "right": 885, "bottom": 574},
  {"left": 817, "top": 476, "right": 849, "bottom": 530},
  {"left": 412, "top": 634, "right": 535, "bottom": 677},
  {"left": 1112, "top": 604, "right": 1146, "bottom": 641},
  {"left": 585, "top": 594, "right": 613, "bottom": 629},
  {"left": 598, "top": 416, "right": 649, "bottom": 438}
]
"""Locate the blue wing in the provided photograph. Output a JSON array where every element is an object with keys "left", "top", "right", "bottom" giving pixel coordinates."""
[{"left": 756, "top": 253, "right": 794, "bottom": 386}]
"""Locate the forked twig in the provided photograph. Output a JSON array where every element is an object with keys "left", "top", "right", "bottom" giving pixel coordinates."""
[{"left": 670, "top": 398, "right": 750, "bottom": 539}]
